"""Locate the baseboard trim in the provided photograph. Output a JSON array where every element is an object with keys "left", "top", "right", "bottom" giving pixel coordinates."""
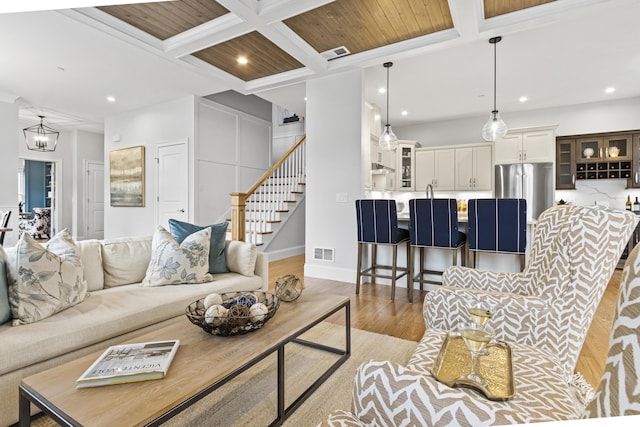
[
  {"left": 303, "top": 263, "right": 414, "bottom": 289},
  {"left": 262, "top": 245, "right": 305, "bottom": 262}
]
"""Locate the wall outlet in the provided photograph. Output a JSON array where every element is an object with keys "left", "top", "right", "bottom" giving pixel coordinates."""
[{"left": 336, "top": 192, "right": 348, "bottom": 203}]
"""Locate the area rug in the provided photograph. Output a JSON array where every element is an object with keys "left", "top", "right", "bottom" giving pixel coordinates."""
[{"left": 30, "top": 323, "right": 418, "bottom": 427}]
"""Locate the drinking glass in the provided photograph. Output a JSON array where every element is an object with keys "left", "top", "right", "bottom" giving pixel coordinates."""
[
  {"left": 467, "top": 306, "right": 493, "bottom": 327},
  {"left": 459, "top": 322, "right": 494, "bottom": 386}
]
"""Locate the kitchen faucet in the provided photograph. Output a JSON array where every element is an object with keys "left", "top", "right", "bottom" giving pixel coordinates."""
[{"left": 426, "top": 184, "right": 434, "bottom": 199}]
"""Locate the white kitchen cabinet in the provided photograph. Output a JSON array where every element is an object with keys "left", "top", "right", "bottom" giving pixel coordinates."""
[
  {"left": 415, "top": 148, "right": 455, "bottom": 191},
  {"left": 455, "top": 145, "right": 492, "bottom": 191},
  {"left": 494, "top": 126, "right": 556, "bottom": 164}
]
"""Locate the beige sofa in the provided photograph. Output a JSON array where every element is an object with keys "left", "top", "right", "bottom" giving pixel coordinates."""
[{"left": 0, "top": 235, "right": 267, "bottom": 426}]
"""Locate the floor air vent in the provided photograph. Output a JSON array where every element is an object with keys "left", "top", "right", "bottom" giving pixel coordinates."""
[{"left": 313, "top": 247, "right": 334, "bottom": 262}]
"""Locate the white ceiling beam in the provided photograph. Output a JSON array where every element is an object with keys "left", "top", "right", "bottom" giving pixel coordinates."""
[
  {"left": 448, "top": 0, "right": 483, "bottom": 41},
  {"left": 164, "top": 15, "right": 253, "bottom": 58},
  {"left": 0, "top": 0, "right": 171, "bottom": 14}
]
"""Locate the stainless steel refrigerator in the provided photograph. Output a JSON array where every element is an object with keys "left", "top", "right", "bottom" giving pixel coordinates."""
[{"left": 495, "top": 163, "right": 554, "bottom": 222}]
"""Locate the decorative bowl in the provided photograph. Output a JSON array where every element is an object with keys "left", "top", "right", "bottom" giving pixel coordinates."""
[{"left": 186, "top": 291, "right": 279, "bottom": 336}]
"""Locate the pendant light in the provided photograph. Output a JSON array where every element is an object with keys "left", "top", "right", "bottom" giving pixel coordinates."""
[
  {"left": 24, "top": 115, "right": 59, "bottom": 152},
  {"left": 481, "top": 36, "right": 508, "bottom": 142},
  {"left": 379, "top": 61, "right": 398, "bottom": 151}
]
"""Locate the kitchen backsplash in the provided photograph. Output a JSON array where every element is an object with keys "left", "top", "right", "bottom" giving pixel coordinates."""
[{"left": 556, "top": 179, "right": 640, "bottom": 211}]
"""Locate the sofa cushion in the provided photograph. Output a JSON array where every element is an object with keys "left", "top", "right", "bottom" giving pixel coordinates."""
[
  {"left": 141, "top": 226, "right": 213, "bottom": 287},
  {"left": 75, "top": 240, "right": 104, "bottom": 292},
  {"left": 225, "top": 240, "right": 257, "bottom": 277},
  {"left": 102, "top": 235, "right": 152, "bottom": 287},
  {"left": 6, "top": 229, "right": 88, "bottom": 325},
  {"left": 0, "top": 246, "right": 10, "bottom": 324},
  {"left": 168, "top": 219, "right": 229, "bottom": 274},
  {"left": 0, "top": 275, "right": 264, "bottom": 377}
]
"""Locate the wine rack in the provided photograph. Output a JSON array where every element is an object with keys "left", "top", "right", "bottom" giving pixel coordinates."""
[{"left": 576, "top": 161, "right": 631, "bottom": 180}]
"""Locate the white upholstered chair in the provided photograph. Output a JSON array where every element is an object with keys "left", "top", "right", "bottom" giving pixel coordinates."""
[
  {"left": 322, "top": 239, "right": 640, "bottom": 426},
  {"left": 424, "top": 204, "right": 637, "bottom": 374}
]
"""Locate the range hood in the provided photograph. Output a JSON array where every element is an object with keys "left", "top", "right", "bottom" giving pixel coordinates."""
[{"left": 371, "top": 163, "right": 395, "bottom": 174}]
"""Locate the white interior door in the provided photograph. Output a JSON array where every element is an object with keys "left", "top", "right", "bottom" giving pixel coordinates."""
[
  {"left": 84, "top": 162, "right": 104, "bottom": 240},
  {"left": 156, "top": 142, "right": 188, "bottom": 230}
]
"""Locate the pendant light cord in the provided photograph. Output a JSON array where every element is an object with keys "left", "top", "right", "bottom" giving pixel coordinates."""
[
  {"left": 384, "top": 62, "right": 392, "bottom": 127},
  {"left": 493, "top": 40, "right": 497, "bottom": 112}
]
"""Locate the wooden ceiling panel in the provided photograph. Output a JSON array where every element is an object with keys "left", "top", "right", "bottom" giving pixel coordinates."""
[
  {"left": 98, "top": 0, "right": 229, "bottom": 40},
  {"left": 283, "top": 0, "right": 453, "bottom": 56},
  {"left": 484, "top": 0, "right": 556, "bottom": 19},
  {"left": 192, "top": 31, "right": 305, "bottom": 82}
]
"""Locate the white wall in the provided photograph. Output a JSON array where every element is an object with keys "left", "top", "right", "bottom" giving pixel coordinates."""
[
  {"left": 73, "top": 130, "right": 104, "bottom": 240},
  {"left": 0, "top": 99, "right": 19, "bottom": 246},
  {"left": 305, "top": 69, "right": 364, "bottom": 282},
  {"left": 272, "top": 104, "right": 305, "bottom": 160},
  {"left": 104, "top": 96, "right": 195, "bottom": 239},
  {"left": 195, "top": 98, "right": 272, "bottom": 224},
  {"left": 397, "top": 96, "right": 640, "bottom": 147}
]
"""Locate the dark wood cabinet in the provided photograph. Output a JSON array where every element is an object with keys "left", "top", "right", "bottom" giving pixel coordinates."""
[
  {"left": 630, "top": 134, "right": 640, "bottom": 188},
  {"left": 557, "top": 131, "right": 640, "bottom": 189}
]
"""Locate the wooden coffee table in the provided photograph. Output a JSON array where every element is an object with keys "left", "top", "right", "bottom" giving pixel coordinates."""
[{"left": 19, "top": 292, "right": 350, "bottom": 427}]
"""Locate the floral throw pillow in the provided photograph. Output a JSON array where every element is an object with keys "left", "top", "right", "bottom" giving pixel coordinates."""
[
  {"left": 141, "top": 226, "right": 213, "bottom": 287},
  {"left": 6, "top": 229, "right": 88, "bottom": 326}
]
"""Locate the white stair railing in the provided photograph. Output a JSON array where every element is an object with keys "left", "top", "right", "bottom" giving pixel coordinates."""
[{"left": 230, "top": 136, "right": 306, "bottom": 244}]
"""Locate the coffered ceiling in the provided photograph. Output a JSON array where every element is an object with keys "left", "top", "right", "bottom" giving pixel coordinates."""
[{"left": 2, "top": 0, "right": 639, "bottom": 132}]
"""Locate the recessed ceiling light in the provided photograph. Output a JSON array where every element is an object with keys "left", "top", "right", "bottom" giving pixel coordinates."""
[
  {"left": 304, "top": 97, "right": 307, "bottom": 101},
  {"left": 106, "top": 96, "right": 116, "bottom": 102},
  {"left": 401, "top": 110, "right": 408, "bottom": 116},
  {"left": 605, "top": 87, "right": 615, "bottom": 94},
  {"left": 237, "top": 56, "right": 248, "bottom": 65},
  {"left": 374, "top": 114, "right": 381, "bottom": 121},
  {"left": 519, "top": 96, "right": 528, "bottom": 102},
  {"left": 378, "top": 87, "right": 386, "bottom": 94}
]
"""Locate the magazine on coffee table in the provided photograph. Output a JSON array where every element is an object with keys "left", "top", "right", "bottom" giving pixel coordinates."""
[{"left": 76, "top": 340, "right": 180, "bottom": 388}]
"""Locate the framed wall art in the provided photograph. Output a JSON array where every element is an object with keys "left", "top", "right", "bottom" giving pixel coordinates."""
[{"left": 109, "top": 145, "right": 145, "bottom": 207}]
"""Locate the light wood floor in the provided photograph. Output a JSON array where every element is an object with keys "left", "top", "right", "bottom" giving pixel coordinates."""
[{"left": 268, "top": 254, "right": 620, "bottom": 389}]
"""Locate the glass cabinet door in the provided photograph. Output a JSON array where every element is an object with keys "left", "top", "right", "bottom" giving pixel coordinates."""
[
  {"left": 400, "top": 146, "right": 412, "bottom": 189},
  {"left": 556, "top": 139, "right": 575, "bottom": 189},
  {"left": 576, "top": 137, "right": 604, "bottom": 161},
  {"left": 603, "top": 134, "right": 632, "bottom": 161}
]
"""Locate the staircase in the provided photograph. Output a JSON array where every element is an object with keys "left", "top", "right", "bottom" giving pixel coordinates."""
[{"left": 230, "top": 136, "right": 306, "bottom": 247}]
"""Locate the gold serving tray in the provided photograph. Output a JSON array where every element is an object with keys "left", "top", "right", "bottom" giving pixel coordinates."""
[{"left": 431, "top": 332, "right": 515, "bottom": 401}]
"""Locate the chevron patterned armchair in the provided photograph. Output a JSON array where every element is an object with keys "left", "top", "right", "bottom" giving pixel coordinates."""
[
  {"left": 322, "top": 238, "right": 640, "bottom": 426},
  {"left": 425, "top": 204, "right": 637, "bottom": 374}
]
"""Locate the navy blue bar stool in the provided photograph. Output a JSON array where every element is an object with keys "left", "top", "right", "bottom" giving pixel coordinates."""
[
  {"left": 355, "top": 199, "right": 410, "bottom": 301},
  {"left": 408, "top": 199, "right": 466, "bottom": 302},
  {"left": 468, "top": 198, "right": 527, "bottom": 270}
]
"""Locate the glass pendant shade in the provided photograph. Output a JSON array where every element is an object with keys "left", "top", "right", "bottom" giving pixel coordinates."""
[
  {"left": 379, "top": 124, "right": 398, "bottom": 151},
  {"left": 24, "top": 116, "right": 59, "bottom": 152},
  {"left": 481, "top": 110, "right": 508, "bottom": 142}
]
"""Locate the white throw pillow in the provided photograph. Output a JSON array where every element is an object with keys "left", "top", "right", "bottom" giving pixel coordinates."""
[
  {"left": 6, "top": 229, "right": 88, "bottom": 325},
  {"left": 225, "top": 240, "right": 257, "bottom": 277},
  {"left": 74, "top": 239, "right": 104, "bottom": 291},
  {"left": 102, "top": 235, "right": 153, "bottom": 287},
  {"left": 141, "top": 226, "right": 213, "bottom": 287}
]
